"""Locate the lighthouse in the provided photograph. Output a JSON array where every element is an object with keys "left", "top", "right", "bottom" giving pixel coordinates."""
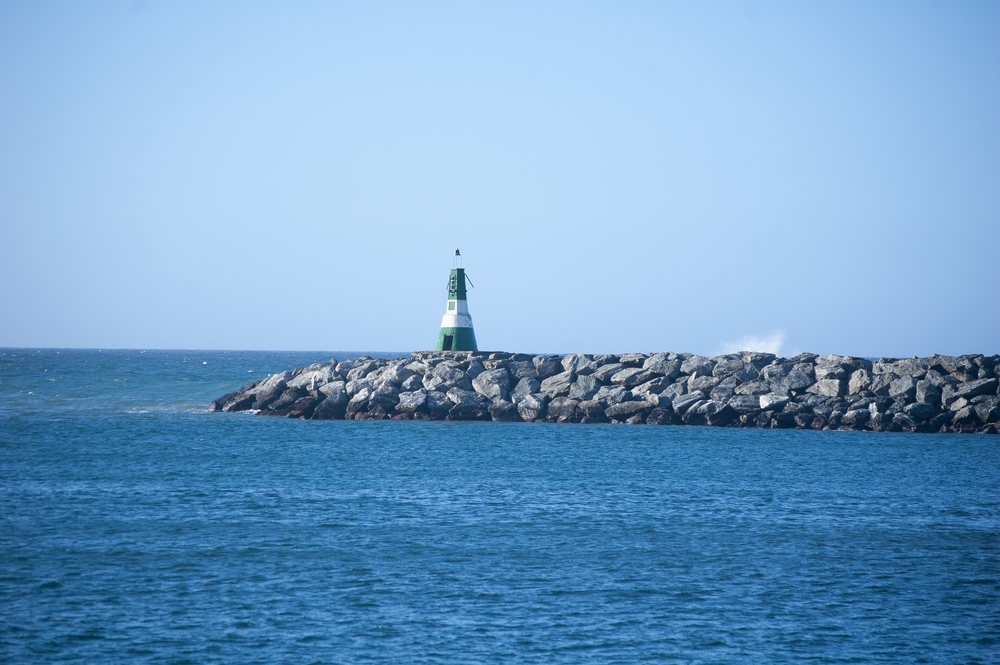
[{"left": 435, "top": 249, "right": 478, "bottom": 351}]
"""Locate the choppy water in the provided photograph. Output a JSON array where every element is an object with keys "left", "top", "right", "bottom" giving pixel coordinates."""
[{"left": 1, "top": 349, "right": 998, "bottom": 663}]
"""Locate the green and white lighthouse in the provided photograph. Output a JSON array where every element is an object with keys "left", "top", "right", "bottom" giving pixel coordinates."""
[{"left": 435, "top": 249, "right": 478, "bottom": 351}]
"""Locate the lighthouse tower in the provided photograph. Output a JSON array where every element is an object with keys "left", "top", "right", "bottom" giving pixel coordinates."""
[{"left": 435, "top": 249, "right": 478, "bottom": 351}]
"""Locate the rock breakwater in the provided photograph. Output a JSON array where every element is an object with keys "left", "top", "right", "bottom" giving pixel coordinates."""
[{"left": 210, "top": 351, "right": 1000, "bottom": 434}]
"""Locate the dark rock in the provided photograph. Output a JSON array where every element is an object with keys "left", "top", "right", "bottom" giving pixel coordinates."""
[
  {"left": 594, "top": 385, "right": 630, "bottom": 405},
  {"left": 974, "top": 396, "right": 1000, "bottom": 424},
  {"left": 904, "top": 402, "right": 937, "bottom": 422},
  {"left": 400, "top": 374, "right": 423, "bottom": 392},
  {"left": 466, "top": 358, "right": 486, "bottom": 380},
  {"left": 689, "top": 374, "right": 721, "bottom": 393},
  {"left": 578, "top": 399, "right": 609, "bottom": 423},
  {"left": 345, "top": 388, "right": 371, "bottom": 418},
  {"left": 712, "top": 357, "right": 746, "bottom": 377},
  {"left": 869, "top": 374, "right": 893, "bottom": 396},
  {"left": 727, "top": 394, "right": 761, "bottom": 414},
  {"left": 780, "top": 369, "right": 815, "bottom": 392},
  {"left": 759, "top": 393, "right": 789, "bottom": 411},
  {"left": 488, "top": 399, "right": 522, "bottom": 422},
  {"left": 660, "top": 381, "right": 687, "bottom": 401},
  {"left": 547, "top": 397, "right": 579, "bottom": 423},
  {"left": 605, "top": 400, "right": 652, "bottom": 421},
  {"left": 612, "top": 367, "right": 656, "bottom": 387},
  {"left": 735, "top": 380, "right": 771, "bottom": 396},
  {"left": 682, "top": 401, "right": 712, "bottom": 425},
  {"left": 710, "top": 376, "right": 739, "bottom": 403},
  {"left": 643, "top": 354, "right": 682, "bottom": 381},
  {"left": 561, "top": 354, "right": 597, "bottom": 375},
  {"left": 815, "top": 364, "right": 848, "bottom": 381},
  {"left": 760, "top": 364, "right": 791, "bottom": 382},
  {"left": 942, "top": 378, "right": 999, "bottom": 407},
  {"left": 253, "top": 371, "right": 291, "bottom": 409},
  {"left": 280, "top": 395, "right": 322, "bottom": 418},
  {"left": 646, "top": 408, "right": 676, "bottom": 425},
  {"left": 631, "top": 377, "right": 669, "bottom": 398},
  {"left": 311, "top": 389, "right": 349, "bottom": 419}
]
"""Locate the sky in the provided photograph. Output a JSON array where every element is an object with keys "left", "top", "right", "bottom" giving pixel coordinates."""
[{"left": 1, "top": 1, "right": 997, "bottom": 358}]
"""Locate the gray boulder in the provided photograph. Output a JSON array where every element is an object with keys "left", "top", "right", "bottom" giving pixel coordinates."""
[
  {"left": 915, "top": 380, "right": 940, "bottom": 406},
  {"left": 547, "top": 397, "right": 579, "bottom": 423},
  {"left": 540, "top": 370, "right": 575, "bottom": 398},
  {"left": 488, "top": 400, "right": 522, "bottom": 422},
  {"left": 401, "top": 374, "right": 423, "bottom": 392},
  {"left": 611, "top": 367, "right": 655, "bottom": 387},
  {"left": 689, "top": 375, "right": 720, "bottom": 393},
  {"left": 888, "top": 376, "right": 918, "bottom": 402},
  {"left": 660, "top": 381, "right": 687, "bottom": 400},
  {"left": 672, "top": 391, "right": 706, "bottom": 415},
  {"left": 466, "top": 358, "right": 486, "bottom": 380},
  {"left": 807, "top": 379, "right": 844, "bottom": 397},
  {"left": 592, "top": 363, "right": 626, "bottom": 383},
  {"left": 632, "top": 377, "right": 669, "bottom": 398},
  {"left": 974, "top": 396, "right": 1000, "bottom": 424},
  {"left": 562, "top": 354, "right": 597, "bottom": 375},
  {"left": 346, "top": 360, "right": 381, "bottom": 382},
  {"left": 848, "top": 369, "right": 872, "bottom": 395},
  {"left": 605, "top": 400, "right": 651, "bottom": 421},
  {"left": 517, "top": 394, "right": 548, "bottom": 421},
  {"left": 423, "top": 363, "right": 473, "bottom": 392},
  {"left": 814, "top": 364, "right": 848, "bottom": 381},
  {"left": 904, "top": 402, "right": 937, "bottom": 422},
  {"left": 680, "top": 355, "right": 714, "bottom": 377},
  {"left": 594, "top": 385, "right": 630, "bottom": 405},
  {"left": 643, "top": 354, "right": 682, "bottom": 381},
  {"left": 311, "top": 389, "right": 349, "bottom": 420},
  {"left": 472, "top": 368, "right": 511, "bottom": 402},
  {"left": 511, "top": 377, "right": 541, "bottom": 404},
  {"left": 447, "top": 387, "right": 486, "bottom": 408},
  {"left": 735, "top": 380, "right": 771, "bottom": 396},
  {"left": 345, "top": 387, "right": 371, "bottom": 418},
  {"left": 578, "top": 399, "right": 608, "bottom": 422},
  {"left": 728, "top": 394, "right": 761, "bottom": 414},
  {"left": 569, "top": 375, "right": 600, "bottom": 401},
  {"left": 646, "top": 408, "right": 675, "bottom": 425},
  {"left": 942, "top": 378, "right": 999, "bottom": 407},
  {"left": 507, "top": 360, "right": 537, "bottom": 381},
  {"left": 379, "top": 363, "right": 415, "bottom": 387},
  {"left": 426, "top": 390, "right": 452, "bottom": 417},
  {"left": 253, "top": 371, "right": 291, "bottom": 409},
  {"left": 395, "top": 390, "right": 428, "bottom": 413},
  {"left": 760, "top": 364, "right": 791, "bottom": 382},
  {"left": 533, "top": 357, "right": 563, "bottom": 380}
]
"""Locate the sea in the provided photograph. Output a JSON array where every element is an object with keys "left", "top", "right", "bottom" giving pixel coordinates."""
[{"left": 1, "top": 348, "right": 998, "bottom": 664}]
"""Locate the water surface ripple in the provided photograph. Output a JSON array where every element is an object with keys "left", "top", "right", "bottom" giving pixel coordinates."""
[{"left": 1, "top": 349, "right": 998, "bottom": 663}]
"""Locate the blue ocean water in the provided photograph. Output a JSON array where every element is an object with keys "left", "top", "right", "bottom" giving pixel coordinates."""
[{"left": 1, "top": 349, "right": 998, "bottom": 664}]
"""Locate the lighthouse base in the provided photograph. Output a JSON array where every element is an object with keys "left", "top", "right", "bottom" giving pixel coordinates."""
[{"left": 436, "top": 327, "right": 478, "bottom": 351}]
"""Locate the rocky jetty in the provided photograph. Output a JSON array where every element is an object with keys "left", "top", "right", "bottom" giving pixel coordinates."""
[{"left": 210, "top": 351, "right": 1000, "bottom": 434}]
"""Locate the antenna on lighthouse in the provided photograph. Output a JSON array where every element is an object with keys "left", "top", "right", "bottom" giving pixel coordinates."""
[{"left": 453, "top": 248, "right": 462, "bottom": 268}]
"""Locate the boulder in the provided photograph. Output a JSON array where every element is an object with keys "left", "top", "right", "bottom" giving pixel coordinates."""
[
  {"left": 681, "top": 400, "right": 712, "bottom": 425},
  {"left": 401, "top": 374, "right": 423, "bottom": 392},
  {"left": 942, "top": 378, "right": 999, "bottom": 407},
  {"left": 689, "top": 375, "right": 721, "bottom": 393},
  {"left": 423, "top": 363, "right": 473, "bottom": 392},
  {"left": 466, "top": 358, "right": 486, "bottom": 380},
  {"left": 395, "top": 390, "right": 428, "bottom": 414},
  {"left": 807, "top": 379, "right": 844, "bottom": 397},
  {"left": 488, "top": 400, "right": 522, "bottom": 422},
  {"left": 712, "top": 357, "right": 746, "bottom": 377},
  {"left": 672, "top": 391, "right": 706, "bottom": 416},
  {"left": 904, "top": 402, "right": 938, "bottom": 422},
  {"left": 915, "top": 380, "right": 940, "bottom": 406},
  {"left": 591, "top": 363, "right": 626, "bottom": 383},
  {"left": 446, "top": 387, "right": 485, "bottom": 408},
  {"left": 517, "top": 394, "right": 548, "bottom": 422},
  {"left": 346, "top": 360, "right": 381, "bottom": 382},
  {"left": 368, "top": 383, "right": 400, "bottom": 415},
  {"left": 345, "top": 387, "right": 371, "bottom": 418},
  {"left": 319, "top": 380, "right": 347, "bottom": 397},
  {"left": 533, "top": 357, "right": 563, "bottom": 380},
  {"left": 841, "top": 409, "right": 870, "bottom": 428},
  {"left": 727, "top": 394, "right": 761, "bottom": 414},
  {"left": 578, "top": 399, "right": 609, "bottom": 422},
  {"left": 547, "top": 397, "right": 579, "bottom": 423},
  {"left": 605, "top": 400, "right": 652, "bottom": 421},
  {"left": 735, "top": 380, "right": 771, "bottom": 396},
  {"left": 618, "top": 353, "right": 647, "bottom": 367},
  {"left": 311, "top": 389, "right": 349, "bottom": 419},
  {"left": 814, "top": 364, "right": 848, "bottom": 381},
  {"left": 426, "top": 390, "right": 452, "bottom": 417},
  {"left": 891, "top": 358, "right": 928, "bottom": 378},
  {"left": 869, "top": 373, "right": 893, "bottom": 396},
  {"left": 778, "top": 369, "right": 815, "bottom": 393},
  {"left": 611, "top": 367, "right": 656, "bottom": 387},
  {"left": 280, "top": 395, "right": 322, "bottom": 418},
  {"left": 759, "top": 392, "right": 789, "bottom": 411},
  {"left": 507, "top": 360, "right": 538, "bottom": 381},
  {"left": 569, "top": 375, "right": 600, "bottom": 401},
  {"left": 511, "top": 377, "right": 541, "bottom": 404},
  {"left": 646, "top": 408, "right": 675, "bottom": 425},
  {"left": 561, "top": 354, "right": 596, "bottom": 375},
  {"left": 540, "top": 370, "right": 575, "bottom": 398},
  {"left": 680, "top": 355, "right": 714, "bottom": 377},
  {"left": 848, "top": 369, "right": 872, "bottom": 395},
  {"left": 594, "top": 385, "right": 630, "bottom": 405},
  {"left": 974, "top": 396, "right": 1000, "bottom": 424},
  {"left": 253, "top": 371, "right": 291, "bottom": 410},
  {"left": 760, "top": 364, "right": 791, "bottom": 382},
  {"left": 643, "top": 354, "right": 682, "bottom": 381},
  {"left": 472, "top": 368, "right": 511, "bottom": 402},
  {"left": 660, "top": 381, "right": 687, "bottom": 401}
]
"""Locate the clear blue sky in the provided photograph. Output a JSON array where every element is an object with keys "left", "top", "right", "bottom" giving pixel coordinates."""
[{"left": 1, "top": 1, "right": 997, "bottom": 357}]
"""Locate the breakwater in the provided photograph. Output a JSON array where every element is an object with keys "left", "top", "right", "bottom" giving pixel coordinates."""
[{"left": 210, "top": 351, "right": 1000, "bottom": 433}]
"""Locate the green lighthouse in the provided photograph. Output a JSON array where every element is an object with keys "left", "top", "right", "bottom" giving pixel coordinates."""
[{"left": 435, "top": 249, "right": 478, "bottom": 351}]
